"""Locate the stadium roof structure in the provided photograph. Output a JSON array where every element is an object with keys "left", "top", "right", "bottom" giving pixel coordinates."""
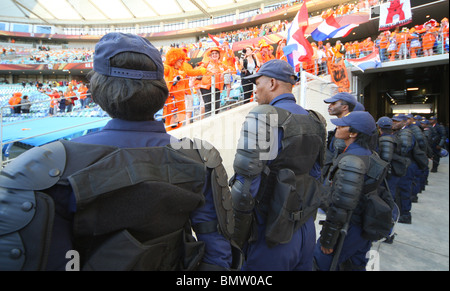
[{"left": 0, "top": 0, "right": 289, "bottom": 26}]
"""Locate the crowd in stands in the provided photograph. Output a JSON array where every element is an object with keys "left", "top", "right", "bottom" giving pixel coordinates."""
[
  {"left": 2, "top": 79, "right": 92, "bottom": 119},
  {"left": 2, "top": 15, "right": 448, "bottom": 131},
  {"left": 1, "top": 0, "right": 390, "bottom": 65},
  {"left": 1, "top": 1, "right": 448, "bottom": 133},
  {"left": 0, "top": 48, "right": 94, "bottom": 65}
]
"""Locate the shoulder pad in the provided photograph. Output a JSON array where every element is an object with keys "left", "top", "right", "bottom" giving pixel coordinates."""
[
  {"left": 308, "top": 109, "right": 327, "bottom": 128},
  {"left": 0, "top": 141, "right": 66, "bottom": 191},
  {"left": 249, "top": 104, "right": 278, "bottom": 115},
  {"left": 379, "top": 135, "right": 395, "bottom": 144},
  {"left": 399, "top": 128, "right": 413, "bottom": 138},
  {"left": 338, "top": 155, "right": 367, "bottom": 174},
  {"left": 169, "top": 137, "right": 222, "bottom": 169},
  {"left": 193, "top": 138, "right": 223, "bottom": 169},
  {"left": 249, "top": 104, "right": 284, "bottom": 126}
]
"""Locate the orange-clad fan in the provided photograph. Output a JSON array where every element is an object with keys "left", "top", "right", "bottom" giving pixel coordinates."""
[
  {"left": 8, "top": 92, "right": 22, "bottom": 114},
  {"left": 396, "top": 27, "right": 411, "bottom": 60},
  {"left": 256, "top": 40, "right": 275, "bottom": 65},
  {"left": 163, "top": 47, "right": 206, "bottom": 131},
  {"left": 47, "top": 89, "right": 60, "bottom": 115},
  {"left": 77, "top": 83, "right": 89, "bottom": 108},
  {"left": 64, "top": 87, "right": 78, "bottom": 112},
  {"left": 422, "top": 20, "right": 439, "bottom": 56},
  {"left": 199, "top": 47, "right": 232, "bottom": 115},
  {"left": 388, "top": 29, "right": 398, "bottom": 61},
  {"left": 220, "top": 41, "right": 238, "bottom": 100},
  {"left": 276, "top": 39, "right": 287, "bottom": 61}
]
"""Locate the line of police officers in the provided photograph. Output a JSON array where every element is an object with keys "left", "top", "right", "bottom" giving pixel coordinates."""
[{"left": 376, "top": 113, "right": 446, "bottom": 226}]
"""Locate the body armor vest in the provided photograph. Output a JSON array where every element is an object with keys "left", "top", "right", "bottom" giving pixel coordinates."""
[
  {"left": 0, "top": 138, "right": 233, "bottom": 271},
  {"left": 255, "top": 107, "right": 327, "bottom": 247}
]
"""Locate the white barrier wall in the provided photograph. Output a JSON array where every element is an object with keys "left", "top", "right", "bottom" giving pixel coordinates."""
[{"left": 170, "top": 102, "right": 257, "bottom": 177}]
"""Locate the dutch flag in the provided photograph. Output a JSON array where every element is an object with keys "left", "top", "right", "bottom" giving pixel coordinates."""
[{"left": 311, "top": 15, "right": 358, "bottom": 41}]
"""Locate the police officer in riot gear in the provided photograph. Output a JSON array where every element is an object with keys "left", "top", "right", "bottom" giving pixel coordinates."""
[
  {"left": 229, "top": 59, "right": 326, "bottom": 270},
  {"left": 0, "top": 33, "right": 235, "bottom": 271},
  {"left": 322, "top": 93, "right": 358, "bottom": 180},
  {"left": 429, "top": 116, "right": 446, "bottom": 173},
  {"left": 314, "top": 111, "right": 382, "bottom": 271},
  {"left": 376, "top": 116, "right": 405, "bottom": 244},
  {"left": 406, "top": 114, "right": 430, "bottom": 202},
  {"left": 391, "top": 113, "right": 417, "bottom": 224}
]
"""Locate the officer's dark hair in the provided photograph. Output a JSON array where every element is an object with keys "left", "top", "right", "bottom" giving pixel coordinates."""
[
  {"left": 341, "top": 100, "right": 356, "bottom": 112},
  {"left": 87, "top": 51, "right": 169, "bottom": 121},
  {"left": 349, "top": 126, "right": 373, "bottom": 149}
]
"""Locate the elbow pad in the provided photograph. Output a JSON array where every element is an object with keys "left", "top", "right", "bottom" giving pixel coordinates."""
[
  {"left": 230, "top": 178, "right": 255, "bottom": 248},
  {"left": 378, "top": 135, "right": 395, "bottom": 163},
  {"left": 234, "top": 105, "right": 279, "bottom": 176},
  {"left": 332, "top": 155, "right": 367, "bottom": 210},
  {"left": 398, "top": 129, "right": 413, "bottom": 156}
]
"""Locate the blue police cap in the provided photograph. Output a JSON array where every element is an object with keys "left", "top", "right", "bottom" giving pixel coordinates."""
[
  {"left": 377, "top": 116, "right": 393, "bottom": 129},
  {"left": 323, "top": 92, "right": 357, "bottom": 106},
  {"left": 331, "top": 111, "right": 376, "bottom": 135},
  {"left": 93, "top": 32, "right": 164, "bottom": 80},
  {"left": 392, "top": 113, "right": 407, "bottom": 121},
  {"left": 242, "top": 59, "right": 298, "bottom": 85}
]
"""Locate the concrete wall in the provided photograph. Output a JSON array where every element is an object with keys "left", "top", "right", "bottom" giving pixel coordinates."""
[{"left": 170, "top": 102, "right": 257, "bottom": 178}]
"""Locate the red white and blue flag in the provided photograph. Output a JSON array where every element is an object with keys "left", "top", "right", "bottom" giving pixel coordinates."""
[
  {"left": 311, "top": 15, "right": 359, "bottom": 41},
  {"left": 347, "top": 50, "right": 382, "bottom": 72},
  {"left": 282, "top": 2, "right": 313, "bottom": 70}
]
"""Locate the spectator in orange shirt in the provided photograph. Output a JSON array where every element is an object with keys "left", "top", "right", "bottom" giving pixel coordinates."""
[
  {"left": 325, "top": 42, "right": 334, "bottom": 64},
  {"left": 422, "top": 24, "right": 436, "bottom": 57},
  {"left": 199, "top": 47, "right": 231, "bottom": 116},
  {"left": 362, "top": 37, "right": 374, "bottom": 56},
  {"left": 332, "top": 40, "right": 344, "bottom": 63},
  {"left": 8, "top": 92, "right": 22, "bottom": 114},
  {"left": 64, "top": 87, "right": 78, "bottom": 112},
  {"left": 220, "top": 41, "right": 238, "bottom": 101},
  {"left": 387, "top": 31, "right": 398, "bottom": 61},
  {"left": 276, "top": 39, "right": 287, "bottom": 62},
  {"left": 47, "top": 89, "right": 60, "bottom": 115},
  {"left": 396, "top": 27, "right": 411, "bottom": 60},
  {"left": 77, "top": 82, "right": 88, "bottom": 108},
  {"left": 441, "top": 17, "right": 449, "bottom": 53},
  {"left": 256, "top": 40, "right": 274, "bottom": 65},
  {"left": 163, "top": 47, "right": 205, "bottom": 130}
]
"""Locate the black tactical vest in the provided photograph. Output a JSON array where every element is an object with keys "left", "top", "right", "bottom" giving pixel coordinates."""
[
  {"left": 0, "top": 138, "right": 234, "bottom": 271},
  {"left": 255, "top": 107, "right": 327, "bottom": 247}
]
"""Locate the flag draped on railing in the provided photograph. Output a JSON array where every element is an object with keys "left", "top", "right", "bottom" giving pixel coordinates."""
[{"left": 346, "top": 50, "right": 382, "bottom": 72}]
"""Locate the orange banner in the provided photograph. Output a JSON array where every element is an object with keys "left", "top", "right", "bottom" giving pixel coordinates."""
[{"left": 327, "top": 60, "right": 350, "bottom": 92}]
